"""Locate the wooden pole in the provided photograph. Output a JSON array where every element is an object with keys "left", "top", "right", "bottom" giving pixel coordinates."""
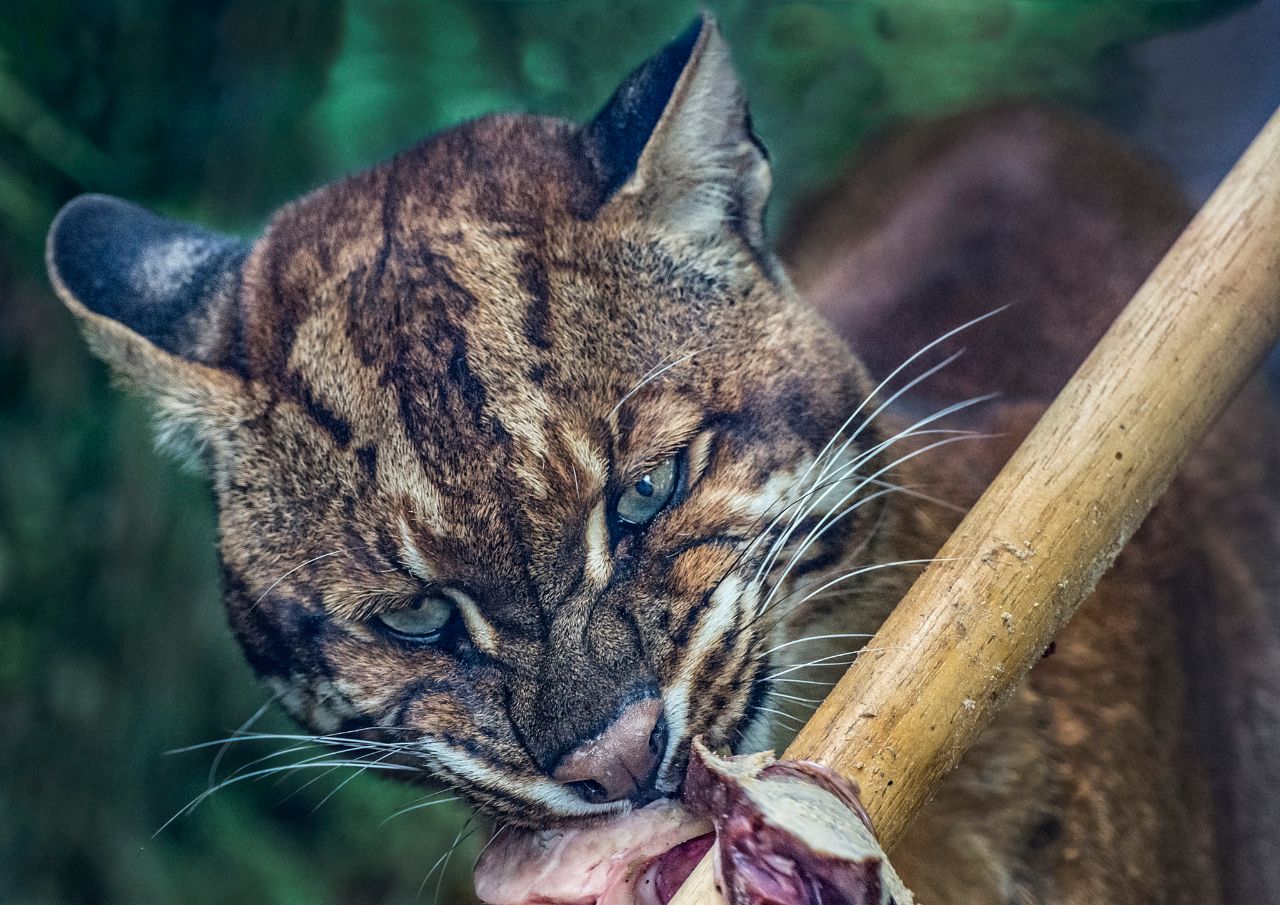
[{"left": 669, "top": 106, "right": 1280, "bottom": 904}]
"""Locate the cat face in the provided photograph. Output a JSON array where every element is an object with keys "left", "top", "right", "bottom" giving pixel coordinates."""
[{"left": 48, "top": 16, "right": 889, "bottom": 826}]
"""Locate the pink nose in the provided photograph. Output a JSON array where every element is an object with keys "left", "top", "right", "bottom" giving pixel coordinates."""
[{"left": 552, "top": 698, "right": 667, "bottom": 804}]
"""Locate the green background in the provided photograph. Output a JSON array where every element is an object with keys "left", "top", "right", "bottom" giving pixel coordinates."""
[{"left": 0, "top": 1, "right": 1270, "bottom": 903}]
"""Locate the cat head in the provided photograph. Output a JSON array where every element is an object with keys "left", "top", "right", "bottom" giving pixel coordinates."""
[{"left": 47, "top": 15, "right": 890, "bottom": 826}]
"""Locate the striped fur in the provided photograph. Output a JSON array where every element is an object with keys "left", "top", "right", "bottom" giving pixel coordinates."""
[
  {"left": 47, "top": 17, "right": 1267, "bottom": 904},
  {"left": 47, "top": 17, "right": 898, "bottom": 828}
]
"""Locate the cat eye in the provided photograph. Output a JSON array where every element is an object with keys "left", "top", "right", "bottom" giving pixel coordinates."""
[
  {"left": 373, "top": 595, "right": 455, "bottom": 643},
  {"left": 614, "top": 453, "right": 681, "bottom": 527}
]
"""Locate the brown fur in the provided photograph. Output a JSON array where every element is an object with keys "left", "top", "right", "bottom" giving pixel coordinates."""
[
  {"left": 46, "top": 16, "right": 1279, "bottom": 902},
  {"left": 48, "top": 19, "right": 892, "bottom": 829},
  {"left": 783, "top": 105, "right": 1280, "bottom": 903}
]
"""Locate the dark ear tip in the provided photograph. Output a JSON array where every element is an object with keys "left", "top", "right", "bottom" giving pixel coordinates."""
[
  {"left": 586, "top": 12, "right": 727, "bottom": 200},
  {"left": 45, "top": 193, "right": 248, "bottom": 356},
  {"left": 47, "top": 194, "right": 140, "bottom": 289}
]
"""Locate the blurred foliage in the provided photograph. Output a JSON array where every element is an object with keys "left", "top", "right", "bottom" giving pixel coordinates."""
[{"left": 0, "top": 1, "right": 1256, "bottom": 903}]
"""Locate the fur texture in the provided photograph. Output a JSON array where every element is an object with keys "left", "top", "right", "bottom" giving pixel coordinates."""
[
  {"left": 46, "top": 15, "right": 1279, "bottom": 903},
  {"left": 784, "top": 105, "right": 1280, "bottom": 903},
  {"left": 48, "top": 17, "right": 889, "bottom": 828}
]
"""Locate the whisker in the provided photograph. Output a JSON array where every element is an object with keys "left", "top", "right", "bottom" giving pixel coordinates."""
[
  {"left": 762, "top": 632, "right": 875, "bottom": 657},
  {"left": 754, "top": 705, "right": 807, "bottom": 727},
  {"left": 726, "top": 470, "right": 900, "bottom": 583},
  {"left": 169, "top": 728, "right": 413, "bottom": 756},
  {"left": 608, "top": 348, "right": 703, "bottom": 418},
  {"left": 806, "top": 350, "right": 965, "bottom": 498},
  {"left": 301, "top": 748, "right": 403, "bottom": 813},
  {"left": 754, "top": 496, "right": 915, "bottom": 637},
  {"left": 793, "top": 305, "right": 1007, "bottom": 506},
  {"left": 381, "top": 790, "right": 464, "bottom": 826},
  {"left": 758, "top": 557, "right": 946, "bottom": 637},
  {"left": 728, "top": 311, "right": 1005, "bottom": 639},
  {"left": 419, "top": 815, "right": 478, "bottom": 903},
  {"left": 474, "top": 822, "right": 508, "bottom": 870},
  {"left": 251, "top": 548, "right": 347, "bottom": 611},
  {"left": 761, "top": 308, "right": 1004, "bottom": 585},
  {"left": 207, "top": 695, "right": 276, "bottom": 790},
  {"left": 667, "top": 329, "right": 971, "bottom": 598},
  {"left": 225, "top": 741, "right": 340, "bottom": 783},
  {"left": 437, "top": 822, "right": 479, "bottom": 905},
  {"left": 154, "top": 758, "right": 422, "bottom": 838},
  {"left": 760, "top": 646, "right": 904, "bottom": 683},
  {"left": 755, "top": 483, "right": 904, "bottom": 613},
  {"left": 867, "top": 480, "right": 966, "bottom": 514},
  {"left": 770, "top": 348, "right": 964, "bottom": 565},
  {"left": 752, "top": 419, "right": 973, "bottom": 594},
  {"left": 768, "top": 690, "right": 824, "bottom": 706},
  {"left": 225, "top": 750, "right": 415, "bottom": 793},
  {"left": 756, "top": 425, "right": 991, "bottom": 619},
  {"left": 756, "top": 394, "right": 995, "bottom": 593}
]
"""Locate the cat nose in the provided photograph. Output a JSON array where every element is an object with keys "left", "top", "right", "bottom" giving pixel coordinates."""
[{"left": 553, "top": 697, "right": 667, "bottom": 805}]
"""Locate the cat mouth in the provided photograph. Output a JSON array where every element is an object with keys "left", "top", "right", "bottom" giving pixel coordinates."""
[
  {"left": 473, "top": 797, "right": 714, "bottom": 905},
  {"left": 473, "top": 699, "right": 772, "bottom": 902},
  {"left": 474, "top": 741, "right": 905, "bottom": 905}
]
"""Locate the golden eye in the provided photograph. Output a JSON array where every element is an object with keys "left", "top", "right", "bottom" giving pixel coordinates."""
[
  {"left": 615, "top": 453, "right": 681, "bottom": 527},
  {"left": 374, "top": 595, "right": 454, "bottom": 642}
]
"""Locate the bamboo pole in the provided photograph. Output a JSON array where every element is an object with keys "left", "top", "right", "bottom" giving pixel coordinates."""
[{"left": 669, "top": 106, "right": 1280, "bottom": 904}]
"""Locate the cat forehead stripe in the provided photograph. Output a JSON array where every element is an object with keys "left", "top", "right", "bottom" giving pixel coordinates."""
[{"left": 397, "top": 519, "right": 435, "bottom": 581}]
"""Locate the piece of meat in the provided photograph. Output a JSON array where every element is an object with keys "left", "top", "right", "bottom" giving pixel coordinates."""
[
  {"left": 473, "top": 740, "right": 912, "bottom": 905},
  {"left": 473, "top": 799, "right": 712, "bottom": 905},
  {"left": 683, "top": 740, "right": 914, "bottom": 905}
]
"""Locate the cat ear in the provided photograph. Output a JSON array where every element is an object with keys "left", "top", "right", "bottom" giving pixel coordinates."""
[
  {"left": 47, "top": 194, "right": 250, "bottom": 449},
  {"left": 586, "top": 13, "right": 772, "bottom": 250}
]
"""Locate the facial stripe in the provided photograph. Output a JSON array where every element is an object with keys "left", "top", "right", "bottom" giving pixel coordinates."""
[
  {"left": 397, "top": 518, "right": 436, "bottom": 581},
  {"left": 584, "top": 501, "right": 612, "bottom": 588},
  {"left": 415, "top": 737, "right": 620, "bottom": 819},
  {"left": 685, "top": 428, "right": 716, "bottom": 483},
  {"left": 661, "top": 572, "right": 759, "bottom": 776},
  {"left": 443, "top": 588, "right": 499, "bottom": 656},
  {"left": 564, "top": 432, "right": 608, "bottom": 494}
]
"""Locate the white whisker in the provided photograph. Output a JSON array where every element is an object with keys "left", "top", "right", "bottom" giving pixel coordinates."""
[
  {"left": 381, "top": 790, "right": 463, "bottom": 826},
  {"left": 760, "top": 645, "right": 904, "bottom": 683},
  {"left": 251, "top": 549, "right": 347, "bottom": 611},
  {"left": 756, "top": 484, "right": 903, "bottom": 614},
  {"left": 760, "top": 556, "right": 945, "bottom": 628},
  {"left": 154, "top": 758, "right": 422, "bottom": 838},
  {"left": 207, "top": 696, "right": 276, "bottom": 789},
  {"left": 608, "top": 348, "right": 703, "bottom": 418},
  {"left": 754, "top": 705, "right": 807, "bottom": 726},
  {"left": 304, "top": 749, "right": 404, "bottom": 814},
  {"left": 762, "top": 632, "right": 875, "bottom": 656},
  {"left": 768, "top": 691, "right": 823, "bottom": 706},
  {"left": 756, "top": 424, "right": 991, "bottom": 619},
  {"left": 794, "top": 305, "right": 1006, "bottom": 503},
  {"left": 756, "top": 393, "right": 995, "bottom": 594}
]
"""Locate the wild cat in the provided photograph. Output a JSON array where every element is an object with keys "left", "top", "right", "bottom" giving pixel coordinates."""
[{"left": 45, "top": 13, "right": 1279, "bottom": 904}]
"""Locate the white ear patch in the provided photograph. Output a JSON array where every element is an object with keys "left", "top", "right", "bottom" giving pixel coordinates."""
[{"left": 132, "top": 236, "right": 225, "bottom": 304}]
